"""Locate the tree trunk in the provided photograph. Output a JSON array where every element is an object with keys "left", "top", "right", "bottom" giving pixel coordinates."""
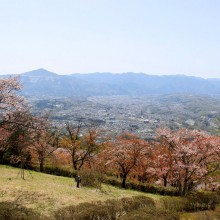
[
  {"left": 73, "top": 160, "right": 78, "bottom": 170},
  {"left": 40, "top": 159, "right": 44, "bottom": 172},
  {"left": 177, "top": 181, "right": 183, "bottom": 196},
  {"left": 163, "top": 176, "right": 167, "bottom": 187},
  {"left": 79, "top": 159, "right": 84, "bottom": 170},
  {"left": 182, "top": 180, "right": 188, "bottom": 196},
  {"left": 0, "top": 150, "right": 4, "bottom": 164},
  {"left": 121, "top": 175, "right": 127, "bottom": 188},
  {"left": 20, "top": 163, "right": 25, "bottom": 179}
]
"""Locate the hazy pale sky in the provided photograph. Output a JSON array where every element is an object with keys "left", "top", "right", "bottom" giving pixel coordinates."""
[{"left": 0, "top": 0, "right": 220, "bottom": 78}]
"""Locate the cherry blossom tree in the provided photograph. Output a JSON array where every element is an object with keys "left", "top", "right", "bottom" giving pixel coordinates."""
[
  {"left": 0, "top": 77, "right": 26, "bottom": 158},
  {"left": 0, "top": 77, "right": 24, "bottom": 115},
  {"left": 106, "top": 133, "right": 148, "bottom": 188},
  {"left": 132, "top": 143, "right": 153, "bottom": 183},
  {"left": 155, "top": 128, "right": 220, "bottom": 195},
  {"left": 151, "top": 141, "right": 174, "bottom": 187}
]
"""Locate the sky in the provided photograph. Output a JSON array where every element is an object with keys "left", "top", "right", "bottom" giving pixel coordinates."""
[{"left": 0, "top": 0, "right": 220, "bottom": 78}]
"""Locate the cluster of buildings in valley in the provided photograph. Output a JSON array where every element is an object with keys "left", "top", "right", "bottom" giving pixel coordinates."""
[{"left": 30, "top": 95, "right": 220, "bottom": 139}]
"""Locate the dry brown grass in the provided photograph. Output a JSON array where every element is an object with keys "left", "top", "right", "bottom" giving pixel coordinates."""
[
  {"left": 0, "top": 165, "right": 161, "bottom": 217},
  {"left": 180, "top": 206, "right": 220, "bottom": 220}
]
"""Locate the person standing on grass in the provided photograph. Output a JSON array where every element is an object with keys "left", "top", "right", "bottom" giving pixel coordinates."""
[{"left": 75, "top": 175, "right": 81, "bottom": 188}]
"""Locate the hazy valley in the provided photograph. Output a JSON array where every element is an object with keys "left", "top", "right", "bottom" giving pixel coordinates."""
[{"left": 29, "top": 94, "right": 220, "bottom": 140}]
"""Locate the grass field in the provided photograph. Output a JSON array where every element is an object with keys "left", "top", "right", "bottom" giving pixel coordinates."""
[
  {"left": 0, "top": 165, "right": 161, "bottom": 217},
  {"left": 180, "top": 206, "right": 220, "bottom": 220},
  {"left": 1, "top": 165, "right": 219, "bottom": 219}
]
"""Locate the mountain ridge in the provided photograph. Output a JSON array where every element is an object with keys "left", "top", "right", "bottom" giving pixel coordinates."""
[{"left": 2, "top": 69, "right": 220, "bottom": 97}]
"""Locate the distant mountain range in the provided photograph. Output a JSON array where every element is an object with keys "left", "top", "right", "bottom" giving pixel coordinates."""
[{"left": 2, "top": 69, "right": 220, "bottom": 97}]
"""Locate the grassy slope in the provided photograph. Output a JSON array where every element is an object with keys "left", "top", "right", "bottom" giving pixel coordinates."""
[
  {"left": 180, "top": 206, "right": 220, "bottom": 220},
  {"left": 1, "top": 165, "right": 220, "bottom": 219},
  {"left": 0, "top": 165, "right": 161, "bottom": 217}
]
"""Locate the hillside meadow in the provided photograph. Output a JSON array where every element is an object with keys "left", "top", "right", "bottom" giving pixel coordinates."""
[
  {"left": 0, "top": 165, "right": 161, "bottom": 218},
  {"left": 0, "top": 165, "right": 220, "bottom": 220}
]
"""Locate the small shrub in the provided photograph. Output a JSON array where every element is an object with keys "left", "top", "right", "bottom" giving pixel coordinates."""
[
  {"left": 185, "top": 192, "right": 220, "bottom": 211},
  {"left": 54, "top": 196, "right": 156, "bottom": 220},
  {"left": 161, "top": 197, "right": 188, "bottom": 212},
  {"left": 54, "top": 201, "right": 121, "bottom": 220},
  {"left": 0, "top": 202, "right": 42, "bottom": 220},
  {"left": 118, "top": 207, "right": 179, "bottom": 220},
  {"left": 42, "top": 166, "right": 75, "bottom": 177},
  {"left": 161, "top": 192, "right": 220, "bottom": 212},
  {"left": 70, "top": 202, "right": 109, "bottom": 220},
  {"left": 103, "top": 176, "right": 122, "bottom": 188},
  {"left": 78, "top": 170, "right": 100, "bottom": 188},
  {"left": 104, "top": 176, "right": 178, "bottom": 196}
]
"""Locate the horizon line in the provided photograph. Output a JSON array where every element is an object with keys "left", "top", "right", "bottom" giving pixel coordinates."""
[{"left": 0, "top": 68, "right": 219, "bottom": 80}]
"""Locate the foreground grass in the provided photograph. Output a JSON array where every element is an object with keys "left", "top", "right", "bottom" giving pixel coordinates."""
[
  {"left": 1, "top": 165, "right": 219, "bottom": 220},
  {"left": 0, "top": 165, "right": 161, "bottom": 217},
  {"left": 180, "top": 206, "right": 220, "bottom": 220}
]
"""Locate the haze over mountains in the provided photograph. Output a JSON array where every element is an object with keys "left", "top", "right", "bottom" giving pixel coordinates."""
[{"left": 3, "top": 69, "right": 220, "bottom": 97}]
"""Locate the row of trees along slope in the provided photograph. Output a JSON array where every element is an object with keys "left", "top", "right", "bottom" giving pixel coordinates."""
[{"left": 0, "top": 76, "right": 220, "bottom": 195}]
